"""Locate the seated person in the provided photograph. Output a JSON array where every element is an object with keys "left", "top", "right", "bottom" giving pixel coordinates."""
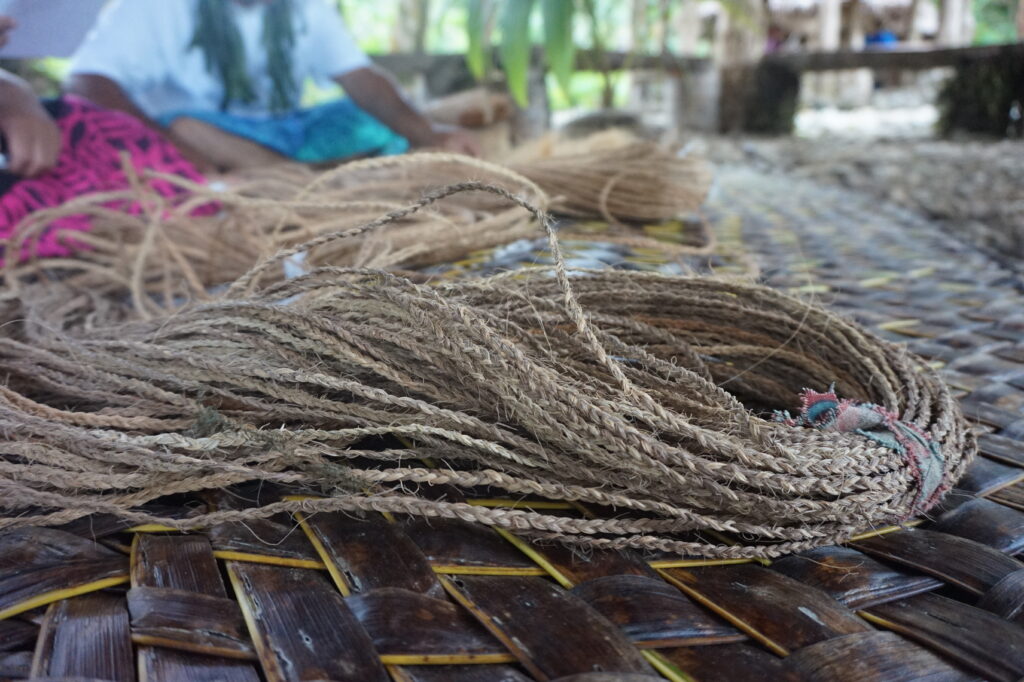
[
  {"left": 0, "top": 15, "right": 210, "bottom": 262},
  {"left": 865, "top": 20, "right": 899, "bottom": 49},
  {"left": 65, "top": 0, "right": 480, "bottom": 173}
]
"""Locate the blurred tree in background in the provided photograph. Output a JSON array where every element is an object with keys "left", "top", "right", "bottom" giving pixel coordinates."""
[{"left": 972, "top": 0, "right": 1021, "bottom": 43}]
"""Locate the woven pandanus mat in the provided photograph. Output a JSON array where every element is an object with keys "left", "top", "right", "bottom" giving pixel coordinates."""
[
  {"left": 1, "top": 472, "right": 1023, "bottom": 682},
  {"left": 3, "top": 169, "right": 1024, "bottom": 682}
]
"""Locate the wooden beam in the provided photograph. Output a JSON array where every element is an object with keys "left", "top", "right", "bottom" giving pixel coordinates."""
[
  {"left": 575, "top": 49, "right": 711, "bottom": 74},
  {"left": 371, "top": 48, "right": 711, "bottom": 81},
  {"left": 764, "top": 41, "right": 1024, "bottom": 72},
  {"left": 371, "top": 41, "right": 1024, "bottom": 84}
]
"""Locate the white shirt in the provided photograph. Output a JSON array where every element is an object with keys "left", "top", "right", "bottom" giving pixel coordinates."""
[{"left": 68, "top": 0, "right": 370, "bottom": 119}]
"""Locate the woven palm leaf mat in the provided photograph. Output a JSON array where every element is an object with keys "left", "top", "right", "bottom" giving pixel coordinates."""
[{"left": 4, "top": 167, "right": 1024, "bottom": 682}]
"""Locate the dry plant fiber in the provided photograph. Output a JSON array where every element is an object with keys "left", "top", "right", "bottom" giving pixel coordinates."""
[
  {"left": 506, "top": 129, "right": 712, "bottom": 225},
  {"left": 1, "top": 154, "right": 547, "bottom": 309},
  {"left": 0, "top": 182, "right": 972, "bottom": 559},
  {"left": 2, "top": 138, "right": 713, "bottom": 325}
]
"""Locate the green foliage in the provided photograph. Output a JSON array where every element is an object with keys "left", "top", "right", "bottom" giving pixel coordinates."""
[
  {"left": 542, "top": 0, "right": 576, "bottom": 100},
  {"left": 168, "top": 0, "right": 634, "bottom": 110},
  {"left": 466, "top": 0, "right": 588, "bottom": 107},
  {"left": 972, "top": 0, "right": 1020, "bottom": 45},
  {"left": 545, "top": 70, "right": 627, "bottom": 111},
  {"left": 36, "top": 58, "right": 69, "bottom": 83},
  {"left": 465, "top": 0, "right": 491, "bottom": 80},
  {"left": 498, "top": 0, "right": 535, "bottom": 107}
]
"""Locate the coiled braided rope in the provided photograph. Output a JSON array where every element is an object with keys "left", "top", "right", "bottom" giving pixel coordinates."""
[{"left": 0, "top": 183, "right": 971, "bottom": 558}]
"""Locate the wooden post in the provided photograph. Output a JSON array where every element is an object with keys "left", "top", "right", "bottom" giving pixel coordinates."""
[
  {"left": 393, "top": 0, "right": 431, "bottom": 101},
  {"left": 413, "top": 0, "right": 430, "bottom": 56},
  {"left": 708, "top": 5, "right": 733, "bottom": 131},
  {"left": 904, "top": 0, "right": 922, "bottom": 43},
  {"left": 657, "top": 0, "right": 671, "bottom": 56},
  {"left": 819, "top": 0, "right": 842, "bottom": 51},
  {"left": 675, "top": 0, "right": 701, "bottom": 55},
  {"left": 629, "top": 0, "right": 651, "bottom": 113},
  {"left": 393, "top": 0, "right": 416, "bottom": 53},
  {"left": 668, "top": 0, "right": 717, "bottom": 133},
  {"left": 630, "top": 0, "right": 648, "bottom": 51},
  {"left": 722, "top": 0, "right": 767, "bottom": 62},
  {"left": 670, "top": 64, "right": 721, "bottom": 133},
  {"left": 711, "top": 6, "right": 730, "bottom": 64},
  {"left": 939, "top": 0, "right": 969, "bottom": 46},
  {"left": 804, "top": 0, "right": 842, "bottom": 106},
  {"left": 715, "top": 0, "right": 772, "bottom": 132},
  {"left": 847, "top": 0, "right": 865, "bottom": 49},
  {"left": 512, "top": 66, "right": 550, "bottom": 144},
  {"left": 843, "top": 0, "right": 873, "bottom": 106},
  {"left": 582, "top": 0, "right": 615, "bottom": 108}
]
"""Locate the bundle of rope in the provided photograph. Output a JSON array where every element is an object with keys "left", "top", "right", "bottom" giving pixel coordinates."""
[
  {"left": 0, "top": 183, "right": 972, "bottom": 559},
  {"left": 2, "top": 135, "right": 714, "bottom": 324},
  {"left": 506, "top": 129, "right": 713, "bottom": 226},
  {"left": 1, "top": 154, "right": 545, "bottom": 312}
]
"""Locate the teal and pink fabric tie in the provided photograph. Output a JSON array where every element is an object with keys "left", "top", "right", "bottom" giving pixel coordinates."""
[{"left": 776, "top": 385, "right": 947, "bottom": 516}]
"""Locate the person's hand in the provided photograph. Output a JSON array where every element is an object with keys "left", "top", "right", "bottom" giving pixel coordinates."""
[
  {"left": 0, "top": 16, "right": 16, "bottom": 48},
  {"left": 419, "top": 125, "right": 482, "bottom": 157},
  {"left": 0, "top": 98, "right": 62, "bottom": 177},
  {"left": 0, "top": 16, "right": 63, "bottom": 177}
]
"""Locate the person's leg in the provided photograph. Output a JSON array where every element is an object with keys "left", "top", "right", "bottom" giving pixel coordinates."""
[
  {"left": 1, "top": 96, "right": 214, "bottom": 263},
  {"left": 163, "top": 99, "right": 409, "bottom": 170},
  {"left": 169, "top": 117, "right": 288, "bottom": 171},
  {"left": 292, "top": 99, "right": 408, "bottom": 163}
]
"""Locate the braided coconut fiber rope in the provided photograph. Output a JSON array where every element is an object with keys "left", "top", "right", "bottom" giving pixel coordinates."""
[
  {"left": 0, "top": 182, "right": 971, "bottom": 559},
  {"left": 1, "top": 134, "right": 713, "bottom": 327}
]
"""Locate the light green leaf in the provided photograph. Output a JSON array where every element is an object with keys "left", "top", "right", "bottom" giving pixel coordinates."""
[
  {"left": 465, "top": 0, "right": 490, "bottom": 81},
  {"left": 542, "top": 0, "right": 576, "bottom": 100},
  {"left": 500, "top": 0, "right": 536, "bottom": 107}
]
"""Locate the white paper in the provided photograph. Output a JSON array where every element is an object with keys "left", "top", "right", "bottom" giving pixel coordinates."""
[{"left": 0, "top": 0, "right": 106, "bottom": 59}]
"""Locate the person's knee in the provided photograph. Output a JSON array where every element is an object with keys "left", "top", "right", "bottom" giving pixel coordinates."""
[
  {"left": 168, "top": 116, "right": 207, "bottom": 139},
  {"left": 169, "top": 115, "right": 287, "bottom": 170}
]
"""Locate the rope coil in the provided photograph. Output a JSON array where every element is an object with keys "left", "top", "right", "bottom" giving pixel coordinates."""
[{"left": 0, "top": 181, "right": 972, "bottom": 559}]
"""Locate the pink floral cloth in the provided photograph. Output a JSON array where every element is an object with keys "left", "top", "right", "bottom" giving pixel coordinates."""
[{"left": 0, "top": 95, "right": 212, "bottom": 262}]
